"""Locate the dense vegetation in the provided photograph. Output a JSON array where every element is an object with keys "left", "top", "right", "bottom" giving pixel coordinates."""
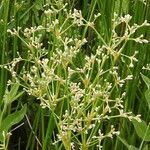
[{"left": 0, "top": 0, "right": 150, "bottom": 150}]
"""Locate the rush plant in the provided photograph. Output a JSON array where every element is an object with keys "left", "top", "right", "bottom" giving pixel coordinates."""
[{"left": 0, "top": 0, "right": 150, "bottom": 149}]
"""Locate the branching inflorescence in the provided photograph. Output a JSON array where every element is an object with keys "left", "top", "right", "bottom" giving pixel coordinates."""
[{"left": 1, "top": 2, "right": 149, "bottom": 149}]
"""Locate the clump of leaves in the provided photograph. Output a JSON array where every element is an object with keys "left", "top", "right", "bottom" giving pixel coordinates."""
[{"left": 0, "top": 83, "right": 26, "bottom": 149}]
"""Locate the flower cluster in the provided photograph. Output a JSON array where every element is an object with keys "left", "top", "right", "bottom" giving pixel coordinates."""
[{"left": 4, "top": 3, "right": 149, "bottom": 149}]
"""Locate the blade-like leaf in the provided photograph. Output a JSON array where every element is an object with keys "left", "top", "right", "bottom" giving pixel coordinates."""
[
  {"left": 145, "top": 89, "right": 150, "bottom": 110},
  {"left": 3, "top": 83, "right": 22, "bottom": 105},
  {"left": 141, "top": 74, "right": 150, "bottom": 110},
  {"left": 141, "top": 74, "right": 150, "bottom": 89},
  {"left": 8, "top": 83, "right": 20, "bottom": 99},
  {"left": 117, "top": 136, "right": 138, "bottom": 150},
  {"left": 143, "top": 144, "right": 149, "bottom": 150},
  {"left": 0, "top": 104, "right": 27, "bottom": 142},
  {"left": 114, "top": 0, "right": 129, "bottom": 13},
  {"left": 117, "top": 135, "right": 129, "bottom": 148},
  {"left": 129, "top": 145, "right": 138, "bottom": 150},
  {"left": 132, "top": 119, "right": 150, "bottom": 141}
]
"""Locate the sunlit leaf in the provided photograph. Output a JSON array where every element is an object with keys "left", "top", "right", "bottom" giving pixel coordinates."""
[
  {"left": 3, "top": 83, "right": 24, "bottom": 105},
  {"left": 0, "top": 104, "right": 27, "bottom": 142},
  {"left": 132, "top": 119, "right": 150, "bottom": 141},
  {"left": 141, "top": 74, "right": 150, "bottom": 89},
  {"left": 141, "top": 74, "right": 150, "bottom": 110}
]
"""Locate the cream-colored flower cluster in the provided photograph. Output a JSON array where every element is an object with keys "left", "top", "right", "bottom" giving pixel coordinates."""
[{"left": 3, "top": 3, "right": 149, "bottom": 149}]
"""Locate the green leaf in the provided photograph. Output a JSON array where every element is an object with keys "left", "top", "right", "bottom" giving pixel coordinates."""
[
  {"left": 35, "top": 0, "right": 44, "bottom": 10},
  {"left": 141, "top": 74, "right": 150, "bottom": 89},
  {"left": 114, "top": 0, "right": 129, "bottom": 13},
  {"left": 3, "top": 83, "right": 24, "bottom": 105},
  {"left": 145, "top": 89, "right": 150, "bottom": 110},
  {"left": 8, "top": 83, "right": 20, "bottom": 99},
  {"left": 141, "top": 74, "right": 150, "bottom": 110},
  {"left": 0, "top": 104, "right": 27, "bottom": 142},
  {"left": 129, "top": 145, "right": 138, "bottom": 150},
  {"left": 117, "top": 135, "right": 129, "bottom": 148},
  {"left": 143, "top": 144, "right": 149, "bottom": 150},
  {"left": 132, "top": 119, "right": 150, "bottom": 141},
  {"left": 117, "top": 136, "right": 138, "bottom": 150}
]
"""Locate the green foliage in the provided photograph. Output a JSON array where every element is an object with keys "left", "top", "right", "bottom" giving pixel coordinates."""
[
  {"left": 0, "top": 0, "right": 150, "bottom": 149},
  {"left": 141, "top": 74, "right": 150, "bottom": 110},
  {"left": 117, "top": 135, "right": 138, "bottom": 150},
  {"left": 0, "top": 82, "right": 26, "bottom": 149},
  {"left": 132, "top": 119, "right": 150, "bottom": 141},
  {"left": 3, "top": 83, "right": 24, "bottom": 105},
  {"left": 141, "top": 74, "right": 150, "bottom": 89},
  {"left": 0, "top": 104, "right": 27, "bottom": 142}
]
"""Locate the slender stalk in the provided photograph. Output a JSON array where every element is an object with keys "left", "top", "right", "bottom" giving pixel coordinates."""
[{"left": 0, "top": 0, "right": 9, "bottom": 102}]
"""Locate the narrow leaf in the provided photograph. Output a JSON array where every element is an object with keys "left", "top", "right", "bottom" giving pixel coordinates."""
[
  {"left": 117, "top": 135, "right": 129, "bottom": 148},
  {"left": 117, "top": 136, "right": 138, "bottom": 150},
  {"left": 145, "top": 89, "right": 150, "bottom": 110},
  {"left": 141, "top": 74, "right": 150, "bottom": 110},
  {"left": 9, "top": 83, "right": 20, "bottom": 99},
  {"left": 0, "top": 104, "right": 27, "bottom": 141},
  {"left": 132, "top": 119, "right": 150, "bottom": 141},
  {"left": 141, "top": 74, "right": 150, "bottom": 89},
  {"left": 143, "top": 144, "right": 149, "bottom": 150},
  {"left": 129, "top": 145, "right": 138, "bottom": 150},
  {"left": 3, "top": 83, "right": 21, "bottom": 105}
]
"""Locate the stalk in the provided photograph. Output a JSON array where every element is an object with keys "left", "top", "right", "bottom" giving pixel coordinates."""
[{"left": 0, "top": 0, "right": 9, "bottom": 103}]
